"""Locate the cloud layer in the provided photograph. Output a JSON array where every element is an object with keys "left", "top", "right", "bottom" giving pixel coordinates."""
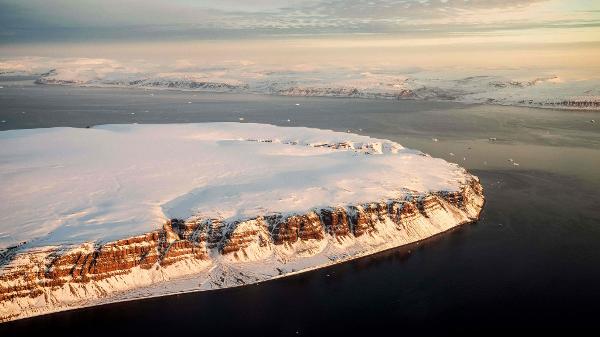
[{"left": 1, "top": 0, "right": 599, "bottom": 42}]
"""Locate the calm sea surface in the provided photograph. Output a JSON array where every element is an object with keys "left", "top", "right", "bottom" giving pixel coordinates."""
[{"left": 1, "top": 80, "right": 600, "bottom": 335}]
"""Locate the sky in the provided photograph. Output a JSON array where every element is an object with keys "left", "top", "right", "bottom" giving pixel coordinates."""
[
  {"left": 1, "top": 0, "right": 598, "bottom": 41},
  {"left": 0, "top": 0, "right": 599, "bottom": 70}
]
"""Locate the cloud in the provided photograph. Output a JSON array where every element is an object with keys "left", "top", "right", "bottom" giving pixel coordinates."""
[{"left": 0, "top": 0, "right": 599, "bottom": 42}]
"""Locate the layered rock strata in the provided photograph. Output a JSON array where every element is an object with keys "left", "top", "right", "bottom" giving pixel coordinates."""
[{"left": 0, "top": 177, "right": 483, "bottom": 322}]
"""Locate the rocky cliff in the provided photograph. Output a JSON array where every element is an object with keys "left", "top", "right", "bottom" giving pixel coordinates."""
[{"left": 0, "top": 177, "right": 484, "bottom": 322}]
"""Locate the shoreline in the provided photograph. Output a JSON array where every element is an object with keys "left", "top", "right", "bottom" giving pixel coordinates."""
[
  {"left": 1, "top": 77, "right": 599, "bottom": 112},
  {"left": 0, "top": 170, "right": 484, "bottom": 322},
  {"left": 1, "top": 202, "right": 483, "bottom": 324}
]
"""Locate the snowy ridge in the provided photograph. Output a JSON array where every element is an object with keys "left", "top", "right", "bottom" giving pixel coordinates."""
[
  {"left": 0, "top": 123, "right": 484, "bottom": 322},
  {"left": 2, "top": 57, "right": 599, "bottom": 110},
  {"left": 0, "top": 180, "right": 484, "bottom": 322}
]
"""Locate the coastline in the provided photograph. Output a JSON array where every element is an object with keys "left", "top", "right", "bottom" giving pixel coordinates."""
[
  {"left": 0, "top": 175, "right": 484, "bottom": 322},
  {"left": 1, "top": 75, "right": 598, "bottom": 112},
  {"left": 4, "top": 208, "right": 483, "bottom": 324}
]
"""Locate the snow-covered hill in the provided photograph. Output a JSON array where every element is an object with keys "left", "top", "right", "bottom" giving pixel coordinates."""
[
  {"left": 2, "top": 57, "right": 599, "bottom": 110},
  {"left": 0, "top": 123, "right": 484, "bottom": 322}
]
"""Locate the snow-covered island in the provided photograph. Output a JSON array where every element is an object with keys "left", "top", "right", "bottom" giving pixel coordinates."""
[
  {"left": 0, "top": 123, "right": 484, "bottom": 322},
  {"left": 2, "top": 57, "right": 599, "bottom": 110}
]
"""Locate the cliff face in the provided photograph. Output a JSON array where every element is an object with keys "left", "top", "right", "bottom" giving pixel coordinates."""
[{"left": 0, "top": 177, "right": 483, "bottom": 322}]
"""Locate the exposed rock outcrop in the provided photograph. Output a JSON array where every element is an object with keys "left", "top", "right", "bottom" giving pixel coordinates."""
[{"left": 0, "top": 176, "right": 484, "bottom": 322}]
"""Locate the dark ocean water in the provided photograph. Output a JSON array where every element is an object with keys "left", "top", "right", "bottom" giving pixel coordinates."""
[{"left": 1, "top": 81, "right": 600, "bottom": 335}]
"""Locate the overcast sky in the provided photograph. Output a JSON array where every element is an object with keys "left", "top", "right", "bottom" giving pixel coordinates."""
[
  {"left": 1, "top": 0, "right": 599, "bottom": 72},
  {"left": 1, "top": 0, "right": 599, "bottom": 42}
]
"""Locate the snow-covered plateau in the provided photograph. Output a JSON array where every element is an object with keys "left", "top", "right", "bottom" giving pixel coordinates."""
[
  {"left": 0, "top": 123, "right": 484, "bottom": 322},
  {"left": 1, "top": 57, "right": 599, "bottom": 110}
]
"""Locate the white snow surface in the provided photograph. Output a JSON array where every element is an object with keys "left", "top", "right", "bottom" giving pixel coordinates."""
[
  {"left": 2, "top": 57, "right": 599, "bottom": 109},
  {"left": 0, "top": 123, "right": 470, "bottom": 250}
]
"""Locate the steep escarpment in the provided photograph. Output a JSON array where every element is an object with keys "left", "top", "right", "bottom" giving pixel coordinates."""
[
  {"left": 0, "top": 123, "right": 485, "bottom": 322},
  {"left": 0, "top": 177, "right": 483, "bottom": 322},
  {"left": 0, "top": 222, "right": 210, "bottom": 321}
]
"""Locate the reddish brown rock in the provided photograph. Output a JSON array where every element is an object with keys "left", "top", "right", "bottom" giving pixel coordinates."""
[
  {"left": 219, "top": 218, "right": 271, "bottom": 258},
  {"left": 271, "top": 211, "right": 325, "bottom": 245},
  {"left": 0, "top": 221, "right": 210, "bottom": 308},
  {"left": 0, "top": 177, "right": 484, "bottom": 322},
  {"left": 350, "top": 202, "right": 388, "bottom": 237},
  {"left": 321, "top": 207, "right": 352, "bottom": 239}
]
